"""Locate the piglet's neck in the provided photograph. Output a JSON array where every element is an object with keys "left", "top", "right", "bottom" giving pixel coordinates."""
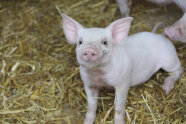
[{"left": 83, "top": 59, "right": 113, "bottom": 75}]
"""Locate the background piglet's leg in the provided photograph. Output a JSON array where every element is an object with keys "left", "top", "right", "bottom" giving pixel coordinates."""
[
  {"left": 115, "top": 0, "right": 130, "bottom": 17},
  {"left": 147, "top": 0, "right": 172, "bottom": 4},
  {"left": 172, "top": 0, "right": 186, "bottom": 12}
]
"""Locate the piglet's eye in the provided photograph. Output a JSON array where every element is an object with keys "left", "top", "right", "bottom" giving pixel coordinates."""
[
  {"left": 102, "top": 41, "right": 108, "bottom": 45},
  {"left": 79, "top": 41, "right": 83, "bottom": 45}
]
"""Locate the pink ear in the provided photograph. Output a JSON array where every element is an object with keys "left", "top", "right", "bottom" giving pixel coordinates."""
[
  {"left": 107, "top": 17, "right": 133, "bottom": 43},
  {"left": 62, "top": 14, "right": 83, "bottom": 44}
]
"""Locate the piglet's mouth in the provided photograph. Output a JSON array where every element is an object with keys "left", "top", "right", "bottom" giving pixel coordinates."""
[
  {"left": 78, "top": 56, "right": 102, "bottom": 69},
  {"left": 79, "top": 61, "right": 102, "bottom": 70}
]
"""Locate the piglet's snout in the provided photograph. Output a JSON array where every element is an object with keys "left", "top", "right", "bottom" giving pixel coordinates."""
[
  {"left": 82, "top": 48, "right": 98, "bottom": 62},
  {"left": 164, "top": 27, "right": 179, "bottom": 40}
]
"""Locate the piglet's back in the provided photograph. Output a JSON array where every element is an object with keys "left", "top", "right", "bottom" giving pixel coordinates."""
[
  {"left": 122, "top": 32, "right": 179, "bottom": 86},
  {"left": 124, "top": 32, "right": 177, "bottom": 58}
]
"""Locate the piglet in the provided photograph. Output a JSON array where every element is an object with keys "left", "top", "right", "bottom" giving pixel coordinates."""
[
  {"left": 62, "top": 14, "right": 183, "bottom": 124},
  {"left": 116, "top": 0, "right": 186, "bottom": 17},
  {"left": 165, "top": 12, "right": 186, "bottom": 43}
]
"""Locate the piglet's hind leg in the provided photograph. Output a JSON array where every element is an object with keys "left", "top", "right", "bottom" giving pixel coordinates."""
[{"left": 162, "top": 66, "right": 183, "bottom": 95}]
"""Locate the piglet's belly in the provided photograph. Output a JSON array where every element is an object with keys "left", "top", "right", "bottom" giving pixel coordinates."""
[{"left": 130, "top": 67, "right": 159, "bottom": 87}]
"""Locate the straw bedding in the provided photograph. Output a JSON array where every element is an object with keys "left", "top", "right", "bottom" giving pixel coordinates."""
[{"left": 0, "top": 0, "right": 185, "bottom": 123}]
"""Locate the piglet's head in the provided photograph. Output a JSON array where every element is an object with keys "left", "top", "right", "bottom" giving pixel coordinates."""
[{"left": 62, "top": 14, "right": 133, "bottom": 69}]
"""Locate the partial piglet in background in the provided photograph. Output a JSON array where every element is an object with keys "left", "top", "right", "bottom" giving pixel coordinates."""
[
  {"left": 148, "top": 0, "right": 186, "bottom": 12},
  {"left": 171, "top": 0, "right": 186, "bottom": 12},
  {"left": 115, "top": 0, "right": 130, "bottom": 17},
  {"left": 164, "top": 13, "right": 186, "bottom": 43},
  {"left": 116, "top": 0, "right": 186, "bottom": 17}
]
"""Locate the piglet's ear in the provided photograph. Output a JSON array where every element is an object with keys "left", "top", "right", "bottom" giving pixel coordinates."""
[
  {"left": 62, "top": 14, "right": 83, "bottom": 44},
  {"left": 107, "top": 17, "right": 133, "bottom": 43}
]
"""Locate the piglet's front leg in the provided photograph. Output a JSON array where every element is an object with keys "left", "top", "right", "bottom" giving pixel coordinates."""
[
  {"left": 84, "top": 85, "right": 99, "bottom": 124},
  {"left": 114, "top": 84, "right": 130, "bottom": 124}
]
